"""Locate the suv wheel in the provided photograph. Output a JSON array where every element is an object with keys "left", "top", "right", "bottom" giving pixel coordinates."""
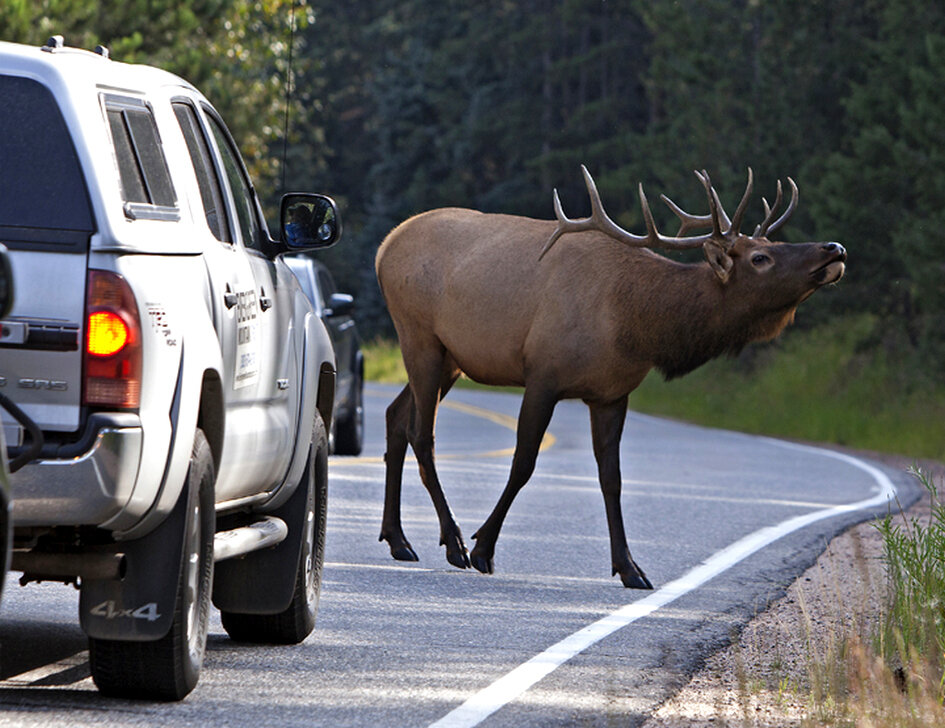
[
  {"left": 220, "top": 413, "right": 327, "bottom": 643},
  {"left": 89, "top": 429, "right": 215, "bottom": 700}
]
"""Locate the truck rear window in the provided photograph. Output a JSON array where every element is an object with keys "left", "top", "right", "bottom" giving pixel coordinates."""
[{"left": 0, "top": 75, "right": 94, "bottom": 251}]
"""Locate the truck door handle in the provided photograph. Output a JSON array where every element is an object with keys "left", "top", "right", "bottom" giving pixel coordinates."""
[{"left": 259, "top": 296, "right": 273, "bottom": 312}]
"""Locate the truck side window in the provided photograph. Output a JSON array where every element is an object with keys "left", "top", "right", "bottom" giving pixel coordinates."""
[
  {"left": 206, "top": 114, "right": 263, "bottom": 251},
  {"left": 104, "top": 99, "right": 178, "bottom": 220},
  {"left": 173, "top": 102, "right": 231, "bottom": 243}
]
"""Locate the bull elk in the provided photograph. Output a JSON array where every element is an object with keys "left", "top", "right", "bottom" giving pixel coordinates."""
[{"left": 375, "top": 166, "right": 846, "bottom": 588}]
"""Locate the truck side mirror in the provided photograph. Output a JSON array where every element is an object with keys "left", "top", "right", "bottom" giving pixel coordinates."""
[
  {"left": 0, "top": 244, "right": 13, "bottom": 320},
  {"left": 281, "top": 194, "right": 342, "bottom": 250}
]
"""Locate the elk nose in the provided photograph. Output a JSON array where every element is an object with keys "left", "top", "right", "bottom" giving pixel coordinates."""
[{"left": 823, "top": 242, "right": 846, "bottom": 260}]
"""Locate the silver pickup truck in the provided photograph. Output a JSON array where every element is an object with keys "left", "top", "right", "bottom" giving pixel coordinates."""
[{"left": 0, "top": 37, "right": 341, "bottom": 700}]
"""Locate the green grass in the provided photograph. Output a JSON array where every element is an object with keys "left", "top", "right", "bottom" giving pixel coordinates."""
[
  {"left": 365, "top": 314, "right": 945, "bottom": 461},
  {"left": 363, "top": 338, "right": 408, "bottom": 384},
  {"left": 876, "top": 468, "right": 945, "bottom": 687}
]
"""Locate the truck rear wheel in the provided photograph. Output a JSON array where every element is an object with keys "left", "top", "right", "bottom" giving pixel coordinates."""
[
  {"left": 89, "top": 429, "right": 215, "bottom": 701},
  {"left": 220, "top": 413, "right": 327, "bottom": 644}
]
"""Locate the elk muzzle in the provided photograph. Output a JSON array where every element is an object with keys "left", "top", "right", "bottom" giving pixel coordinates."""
[{"left": 811, "top": 242, "right": 846, "bottom": 286}]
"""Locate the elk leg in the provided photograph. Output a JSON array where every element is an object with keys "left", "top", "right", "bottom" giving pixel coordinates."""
[
  {"left": 589, "top": 399, "right": 653, "bottom": 589},
  {"left": 470, "top": 387, "right": 557, "bottom": 575},
  {"left": 406, "top": 351, "right": 470, "bottom": 569},
  {"left": 380, "top": 385, "right": 418, "bottom": 561}
]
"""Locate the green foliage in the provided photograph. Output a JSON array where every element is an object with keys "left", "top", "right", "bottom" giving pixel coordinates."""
[{"left": 811, "top": 1, "right": 945, "bottom": 363}]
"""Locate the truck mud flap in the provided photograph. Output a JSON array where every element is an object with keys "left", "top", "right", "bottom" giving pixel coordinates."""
[
  {"left": 212, "top": 473, "right": 309, "bottom": 615},
  {"left": 78, "top": 481, "right": 189, "bottom": 641}
]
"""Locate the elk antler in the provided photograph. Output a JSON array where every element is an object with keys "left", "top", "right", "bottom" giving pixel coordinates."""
[
  {"left": 662, "top": 170, "right": 798, "bottom": 241},
  {"left": 540, "top": 166, "right": 719, "bottom": 260},
  {"left": 661, "top": 168, "right": 754, "bottom": 248},
  {"left": 753, "top": 177, "right": 797, "bottom": 238}
]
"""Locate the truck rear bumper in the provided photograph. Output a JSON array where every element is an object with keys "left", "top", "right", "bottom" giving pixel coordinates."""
[{"left": 10, "top": 413, "right": 143, "bottom": 527}]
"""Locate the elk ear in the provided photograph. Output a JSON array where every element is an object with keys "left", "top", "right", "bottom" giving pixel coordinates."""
[{"left": 703, "top": 240, "right": 733, "bottom": 283}]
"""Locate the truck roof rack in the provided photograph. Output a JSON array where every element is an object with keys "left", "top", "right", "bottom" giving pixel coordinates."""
[
  {"left": 40, "top": 36, "right": 109, "bottom": 59},
  {"left": 41, "top": 35, "right": 64, "bottom": 53}
]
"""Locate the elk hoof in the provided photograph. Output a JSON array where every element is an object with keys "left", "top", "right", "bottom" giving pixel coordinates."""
[
  {"left": 446, "top": 547, "right": 471, "bottom": 570},
  {"left": 614, "top": 561, "right": 653, "bottom": 590},
  {"left": 469, "top": 548, "right": 494, "bottom": 575},
  {"left": 440, "top": 531, "right": 471, "bottom": 569},
  {"left": 392, "top": 544, "right": 420, "bottom": 562},
  {"left": 380, "top": 532, "right": 419, "bottom": 562}
]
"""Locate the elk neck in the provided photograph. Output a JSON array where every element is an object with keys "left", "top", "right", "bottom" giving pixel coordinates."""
[{"left": 613, "top": 253, "right": 797, "bottom": 381}]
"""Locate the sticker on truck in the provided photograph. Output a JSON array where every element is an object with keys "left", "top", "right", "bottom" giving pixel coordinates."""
[{"left": 234, "top": 289, "right": 259, "bottom": 388}]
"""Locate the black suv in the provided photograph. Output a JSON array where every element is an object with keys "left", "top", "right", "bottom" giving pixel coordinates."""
[{"left": 285, "top": 255, "right": 364, "bottom": 455}]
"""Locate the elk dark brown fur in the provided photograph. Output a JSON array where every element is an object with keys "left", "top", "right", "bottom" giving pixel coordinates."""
[{"left": 375, "top": 167, "right": 846, "bottom": 588}]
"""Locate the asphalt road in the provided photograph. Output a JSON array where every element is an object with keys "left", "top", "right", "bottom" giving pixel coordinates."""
[{"left": 0, "top": 384, "right": 917, "bottom": 727}]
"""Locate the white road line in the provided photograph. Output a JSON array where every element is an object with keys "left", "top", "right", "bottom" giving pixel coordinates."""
[
  {"left": 3, "top": 652, "right": 89, "bottom": 687},
  {"left": 428, "top": 440, "right": 896, "bottom": 728}
]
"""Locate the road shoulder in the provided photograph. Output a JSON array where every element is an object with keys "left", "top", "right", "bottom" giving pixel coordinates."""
[{"left": 643, "top": 451, "right": 941, "bottom": 728}]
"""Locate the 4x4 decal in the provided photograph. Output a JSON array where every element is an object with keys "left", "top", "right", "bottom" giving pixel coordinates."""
[{"left": 90, "top": 599, "right": 161, "bottom": 622}]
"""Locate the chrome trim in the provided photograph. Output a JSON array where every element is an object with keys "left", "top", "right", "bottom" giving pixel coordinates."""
[{"left": 10, "top": 426, "right": 143, "bottom": 526}]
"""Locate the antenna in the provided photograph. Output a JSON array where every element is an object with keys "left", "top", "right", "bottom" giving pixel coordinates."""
[{"left": 281, "top": 2, "right": 298, "bottom": 197}]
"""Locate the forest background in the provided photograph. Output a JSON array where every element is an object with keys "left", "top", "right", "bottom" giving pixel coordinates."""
[{"left": 3, "top": 0, "right": 945, "bottom": 457}]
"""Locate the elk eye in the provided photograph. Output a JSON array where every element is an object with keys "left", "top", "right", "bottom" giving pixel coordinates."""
[{"left": 751, "top": 253, "right": 773, "bottom": 267}]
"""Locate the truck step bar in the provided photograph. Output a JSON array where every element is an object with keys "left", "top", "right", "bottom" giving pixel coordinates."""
[{"left": 213, "top": 516, "right": 288, "bottom": 563}]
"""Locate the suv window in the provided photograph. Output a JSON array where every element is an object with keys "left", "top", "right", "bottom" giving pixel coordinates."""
[
  {"left": 104, "top": 97, "right": 178, "bottom": 221},
  {"left": 173, "top": 102, "right": 231, "bottom": 243},
  {"left": 0, "top": 75, "right": 94, "bottom": 251},
  {"left": 206, "top": 113, "right": 263, "bottom": 250}
]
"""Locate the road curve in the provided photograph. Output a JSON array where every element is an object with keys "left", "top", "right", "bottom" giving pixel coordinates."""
[{"left": 0, "top": 385, "right": 917, "bottom": 728}]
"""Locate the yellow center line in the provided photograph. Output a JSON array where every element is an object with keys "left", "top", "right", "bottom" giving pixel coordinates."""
[{"left": 335, "top": 389, "right": 556, "bottom": 465}]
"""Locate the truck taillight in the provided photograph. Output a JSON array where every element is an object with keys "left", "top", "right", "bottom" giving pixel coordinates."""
[{"left": 84, "top": 270, "right": 142, "bottom": 409}]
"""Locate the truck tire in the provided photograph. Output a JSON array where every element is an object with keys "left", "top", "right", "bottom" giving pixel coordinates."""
[
  {"left": 89, "top": 429, "right": 215, "bottom": 701},
  {"left": 220, "top": 413, "right": 327, "bottom": 644},
  {"left": 334, "top": 371, "right": 364, "bottom": 456}
]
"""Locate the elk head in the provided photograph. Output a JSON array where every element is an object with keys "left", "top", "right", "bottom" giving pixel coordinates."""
[{"left": 543, "top": 166, "right": 846, "bottom": 307}]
